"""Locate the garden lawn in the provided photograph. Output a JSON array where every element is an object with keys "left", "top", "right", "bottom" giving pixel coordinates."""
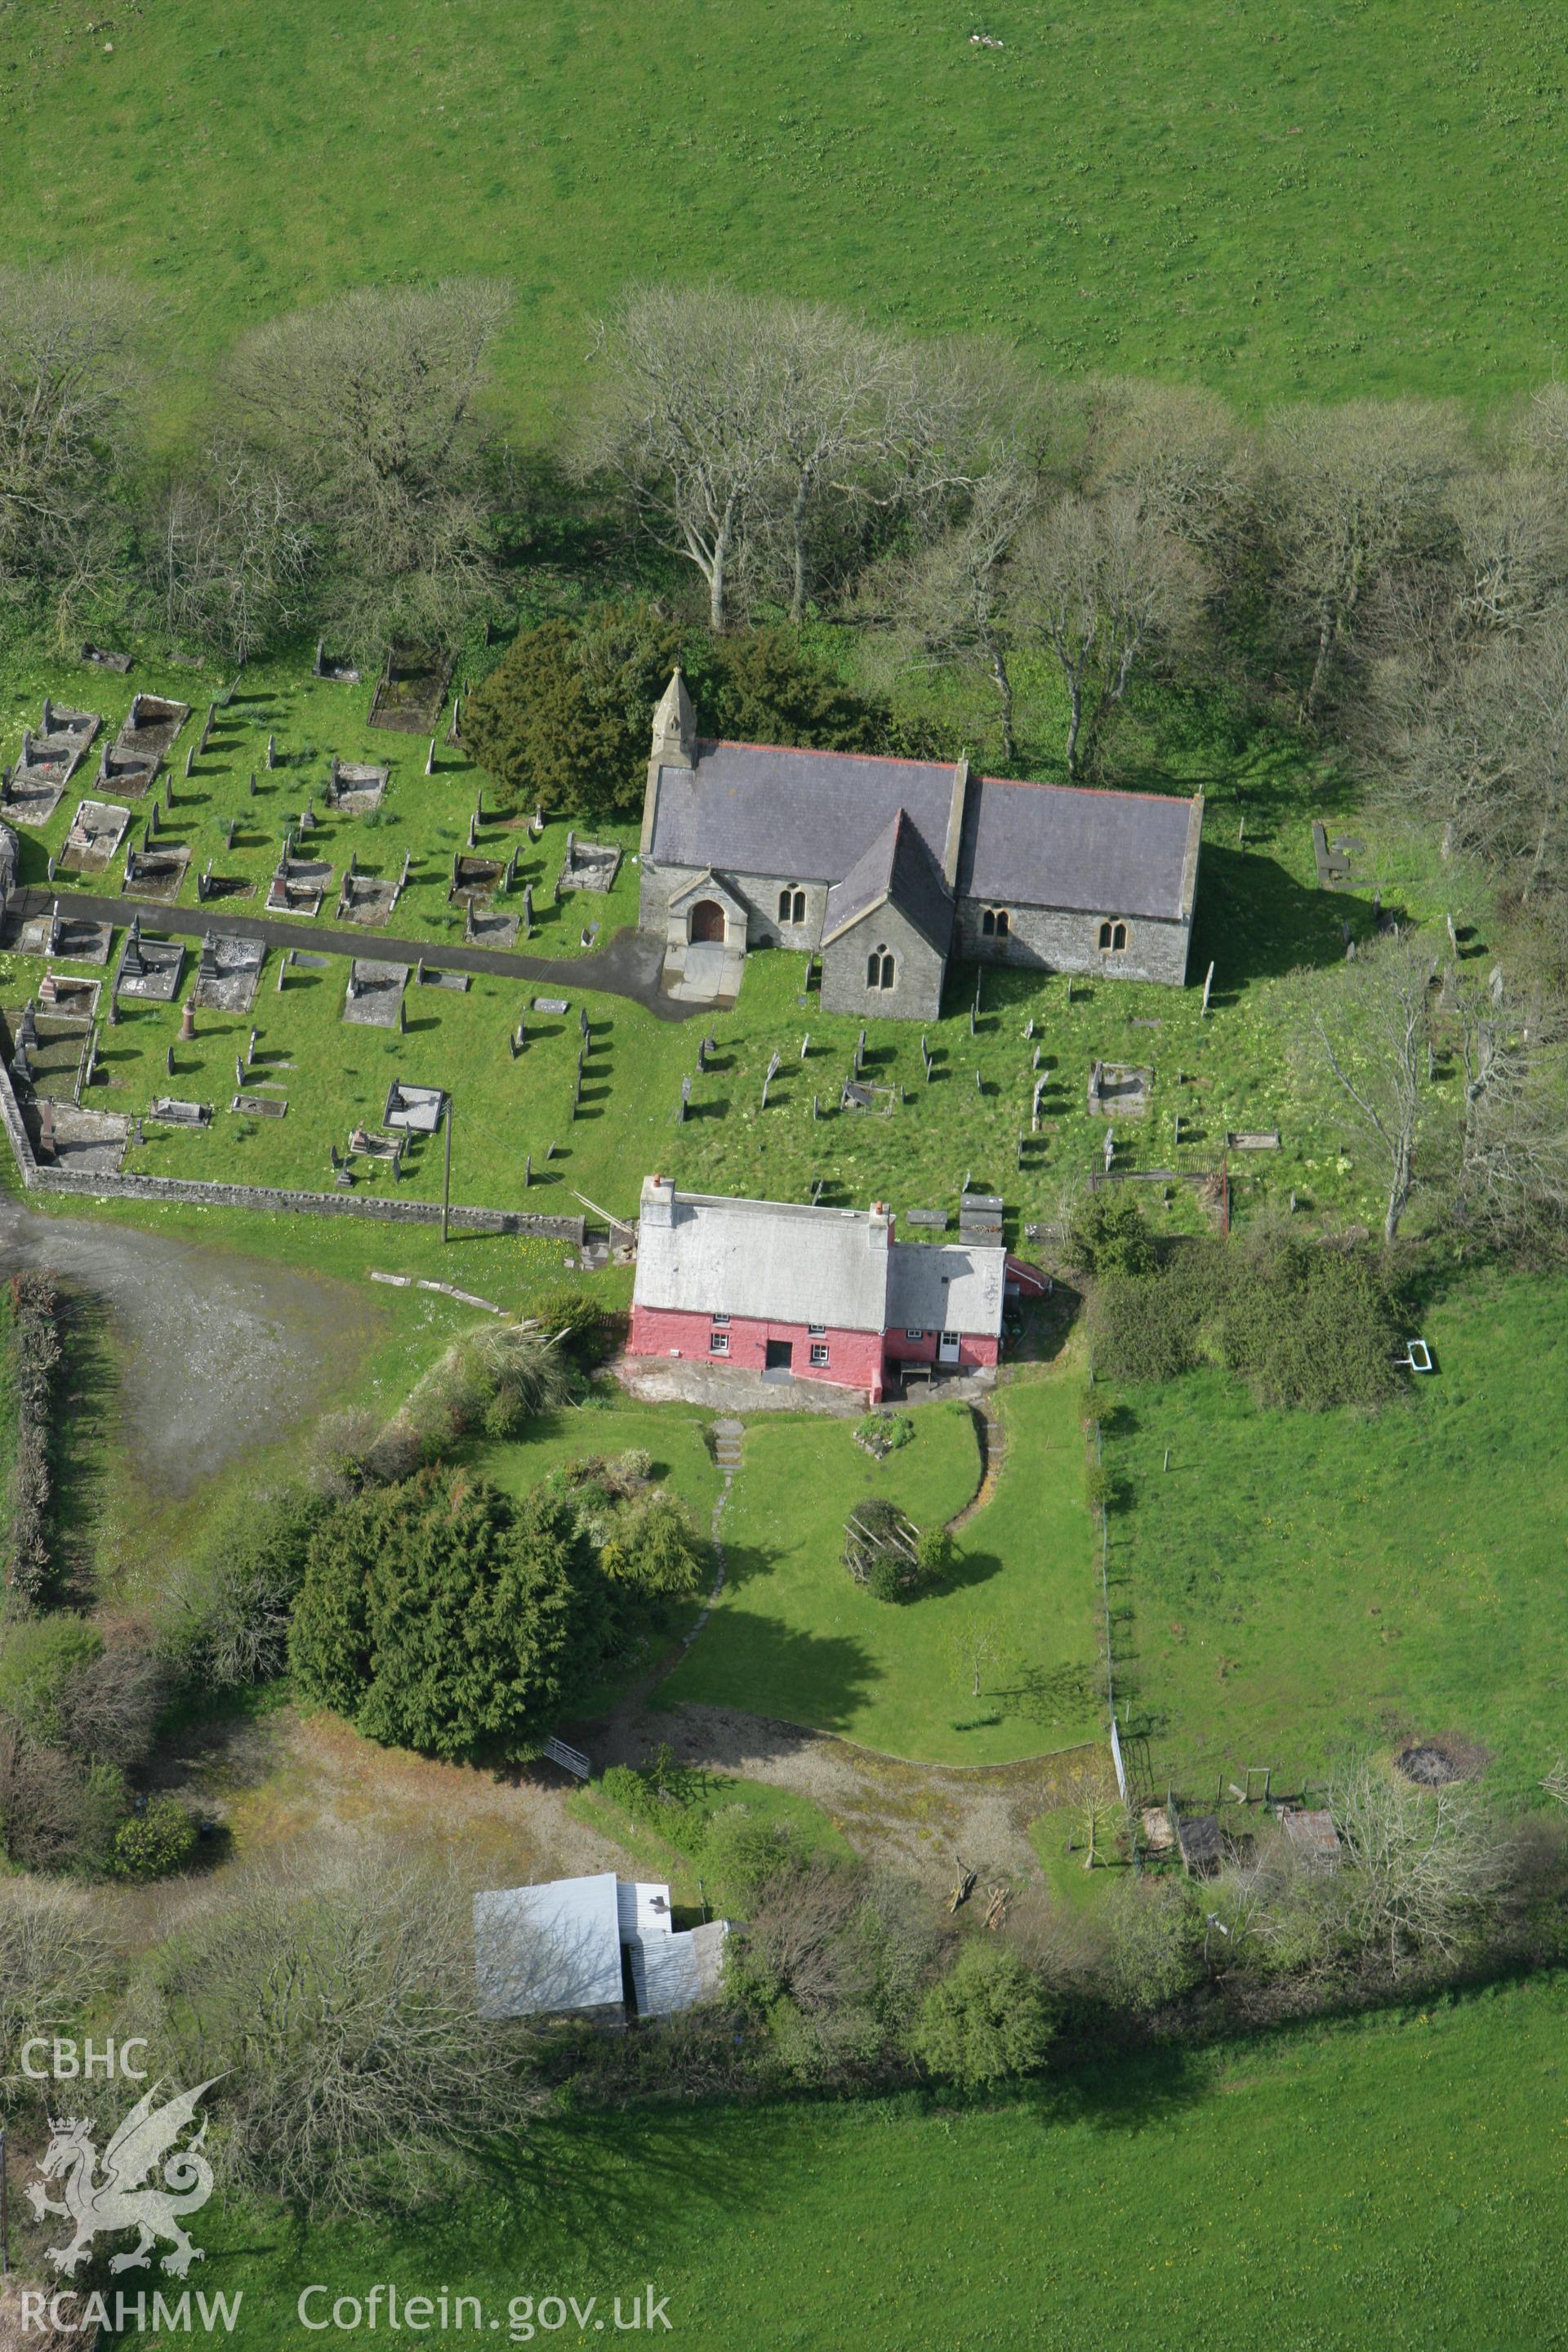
[
  {"left": 147, "top": 1971, "right": 1568, "bottom": 2352},
  {"left": 660, "top": 1376, "right": 1101, "bottom": 1764},
  {"left": 468, "top": 1399, "right": 724, "bottom": 1530},
  {"left": 1107, "top": 1265, "right": 1568, "bottom": 1808},
  {"left": 4, "top": 0, "right": 1568, "bottom": 431}
]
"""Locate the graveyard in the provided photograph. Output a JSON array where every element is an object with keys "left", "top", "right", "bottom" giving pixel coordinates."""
[{"left": 0, "top": 642, "right": 1489, "bottom": 1239}]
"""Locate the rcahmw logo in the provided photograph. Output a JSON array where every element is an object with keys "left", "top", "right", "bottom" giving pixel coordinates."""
[{"left": 20, "top": 2041, "right": 225, "bottom": 2291}]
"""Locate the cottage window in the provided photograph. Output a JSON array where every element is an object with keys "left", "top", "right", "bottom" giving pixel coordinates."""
[
  {"left": 807, "top": 1323, "right": 827, "bottom": 1336},
  {"left": 777, "top": 886, "right": 808, "bottom": 925},
  {"left": 1097, "top": 920, "right": 1129, "bottom": 953},
  {"left": 808, "top": 1342, "right": 831, "bottom": 1367},
  {"left": 981, "top": 907, "right": 1010, "bottom": 938},
  {"left": 710, "top": 1313, "right": 730, "bottom": 1326},
  {"left": 709, "top": 1331, "right": 729, "bottom": 1355},
  {"left": 866, "top": 946, "right": 897, "bottom": 991},
  {"left": 904, "top": 1327, "right": 924, "bottom": 1341}
]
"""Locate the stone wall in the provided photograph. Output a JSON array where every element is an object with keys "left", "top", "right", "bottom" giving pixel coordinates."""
[
  {"left": 0, "top": 1048, "right": 582, "bottom": 1242},
  {"left": 953, "top": 898, "right": 1192, "bottom": 987},
  {"left": 821, "top": 898, "right": 947, "bottom": 1022}
]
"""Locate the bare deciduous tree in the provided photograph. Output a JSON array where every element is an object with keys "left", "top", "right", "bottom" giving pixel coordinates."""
[
  {"left": 1263, "top": 399, "right": 1468, "bottom": 721},
  {"left": 884, "top": 467, "right": 1036, "bottom": 763},
  {"left": 226, "top": 278, "right": 511, "bottom": 659},
  {"left": 149, "top": 446, "right": 313, "bottom": 664},
  {"left": 125, "top": 1851, "right": 541, "bottom": 2219},
  {"left": 585, "top": 284, "right": 791, "bottom": 630},
  {"left": 1062, "top": 1761, "right": 1121, "bottom": 1872},
  {"left": 0, "top": 264, "right": 147, "bottom": 631},
  {"left": 1308, "top": 932, "right": 1435, "bottom": 1245},
  {"left": 0, "top": 1880, "right": 115, "bottom": 2103},
  {"left": 1014, "top": 492, "right": 1202, "bottom": 778},
  {"left": 1452, "top": 973, "right": 1568, "bottom": 1245},
  {"left": 1330, "top": 1754, "right": 1500, "bottom": 1976}
]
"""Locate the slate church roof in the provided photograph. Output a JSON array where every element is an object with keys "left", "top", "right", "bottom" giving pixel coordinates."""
[
  {"left": 822, "top": 809, "right": 953, "bottom": 951},
  {"left": 645, "top": 738, "right": 1200, "bottom": 921}
]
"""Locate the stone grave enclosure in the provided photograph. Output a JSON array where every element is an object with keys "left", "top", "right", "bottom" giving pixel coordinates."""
[
  {"left": 193, "top": 933, "right": 266, "bottom": 1013},
  {"left": 59, "top": 798, "right": 132, "bottom": 875},
  {"left": 343, "top": 960, "right": 408, "bottom": 1028}
]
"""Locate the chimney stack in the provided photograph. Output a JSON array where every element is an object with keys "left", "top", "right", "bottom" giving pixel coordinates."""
[{"left": 641, "top": 1172, "right": 677, "bottom": 1229}]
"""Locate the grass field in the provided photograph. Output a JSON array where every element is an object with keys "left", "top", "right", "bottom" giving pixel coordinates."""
[
  {"left": 658, "top": 1376, "right": 1102, "bottom": 1764},
  {"left": 1105, "top": 1266, "right": 1568, "bottom": 1808},
  {"left": 142, "top": 1971, "right": 1568, "bottom": 2352},
  {"left": 2, "top": 0, "right": 1566, "bottom": 432}
]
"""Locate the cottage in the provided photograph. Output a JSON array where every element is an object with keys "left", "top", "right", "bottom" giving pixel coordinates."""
[
  {"left": 628, "top": 1174, "right": 1009, "bottom": 1402},
  {"left": 638, "top": 671, "right": 1204, "bottom": 1015},
  {"left": 474, "top": 1872, "right": 729, "bottom": 2025}
]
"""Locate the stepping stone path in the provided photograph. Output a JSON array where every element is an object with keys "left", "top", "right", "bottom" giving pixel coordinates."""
[
  {"left": 712, "top": 1418, "right": 745, "bottom": 1477},
  {"left": 683, "top": 1420, "right": 746, "bottom": 1649}
]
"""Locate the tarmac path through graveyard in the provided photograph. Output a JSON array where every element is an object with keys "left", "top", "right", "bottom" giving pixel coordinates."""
[{"left": 9, "top": 889, "right": 703, "bottom": 1022}]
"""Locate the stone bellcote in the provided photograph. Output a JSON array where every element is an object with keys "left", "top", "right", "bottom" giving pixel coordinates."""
[
  {"left": 651, "top": 669, "right": 696, "bottom": 772},
  {"left": 641, "top": 670, "right": 697, "bottom": 854}
]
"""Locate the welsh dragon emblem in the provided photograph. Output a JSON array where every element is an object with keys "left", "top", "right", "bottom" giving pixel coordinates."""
[{"left": 25, "top": 2078, "right": 221, "bottom": 2278}]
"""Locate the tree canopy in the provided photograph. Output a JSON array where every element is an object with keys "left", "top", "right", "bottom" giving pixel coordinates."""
[{"left": 289, "top": 1470, "right": 612, "bottom": 1759}]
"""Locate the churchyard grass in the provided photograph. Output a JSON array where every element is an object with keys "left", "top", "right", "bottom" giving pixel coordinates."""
[
  {"left": 657, "top": 1378, "right": 1102, "bottom": 1765},
  {"left": 1103, "top": 1267, "right": 1568, "bottom": 1811},
  {"left": 0, "top": 636, "right": 1495, "bottom": 1245},
  {"left": 147, "top": 1971, "right": 1568, "bottom": 2352},
  {"left": 2, "top": 0, "right": 1566, "bottom": 437}
]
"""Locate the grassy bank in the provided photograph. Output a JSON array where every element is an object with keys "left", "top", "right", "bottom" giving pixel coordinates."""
[{"left": 140, "top": 1969, "right": 1568, "bottom": 2351}]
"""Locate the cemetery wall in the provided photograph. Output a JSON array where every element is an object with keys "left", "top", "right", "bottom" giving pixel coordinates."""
[
  {"left": 952, "top": 898, "right": 1192, "bottom": 987},
  {"left": 0, "top": 1054, "right": 582, "bottom": 1240},
  {"left": 628, "top": 1303, "right": 889, "bottom": 1397}
]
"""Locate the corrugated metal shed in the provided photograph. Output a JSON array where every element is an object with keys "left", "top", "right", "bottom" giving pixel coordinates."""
[
  {"left": 630, "top": 1920, "right": 731, "bottom": 2020},
  {"left": 473, "top": 1873, "right": 624, "bottom": 2020}
]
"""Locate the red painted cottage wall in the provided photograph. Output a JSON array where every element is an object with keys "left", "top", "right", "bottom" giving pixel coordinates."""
[
  {"left": 885, "top": 1326, "right": 1000, "bottom": 1374},
  {"left": 629, "top": 1304, "right": 888, "bottom": 1397}
]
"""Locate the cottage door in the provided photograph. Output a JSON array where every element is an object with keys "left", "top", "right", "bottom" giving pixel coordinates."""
[{"left": 938, "top": 1330, "right": 960, "bottom": 1365}]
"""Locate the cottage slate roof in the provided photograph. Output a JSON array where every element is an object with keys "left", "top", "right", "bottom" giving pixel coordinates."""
[
  {"left": 648, "top": 739, "right": 1199, "bottom": 922},
  {"left": 635, "top": 1189, "right": 895, "bottom": 1332},
  {"left": 960, "top": 775, "right": 1197, "bottom": 921},
  {"left": 822, "top": 808, "right": 952, "bottom": 952},
  {"left": 634, "top": 1186, "right": 1007, "bottom": 1340},
  {"left": 648, "top": 741, "right": 957, "bottom": 882},
  {"left": 885, "top": 1241, "right": 1007, "bottom": 1338}
]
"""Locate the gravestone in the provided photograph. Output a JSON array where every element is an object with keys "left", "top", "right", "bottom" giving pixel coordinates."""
[
  {"left": 265, "top": 734, "right": 275, "bottom": 769},
  {"left": 800, "top": 1033, "right": 810, "bottom": 1059}
]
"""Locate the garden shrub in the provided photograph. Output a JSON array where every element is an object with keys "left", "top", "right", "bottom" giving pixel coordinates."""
[
  {"left": 112, "top": 1796, "right": 198, "bottom": 1880},
  {"left": 1089, "top": 1233, "right": 1401, "bottom": 1410},
  {"left": 854, "top": 1412, "right": 915, "bottom": 1459},
  {"left": 909, "top": 1940, "right": 1055, "bottom": 2089}
]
